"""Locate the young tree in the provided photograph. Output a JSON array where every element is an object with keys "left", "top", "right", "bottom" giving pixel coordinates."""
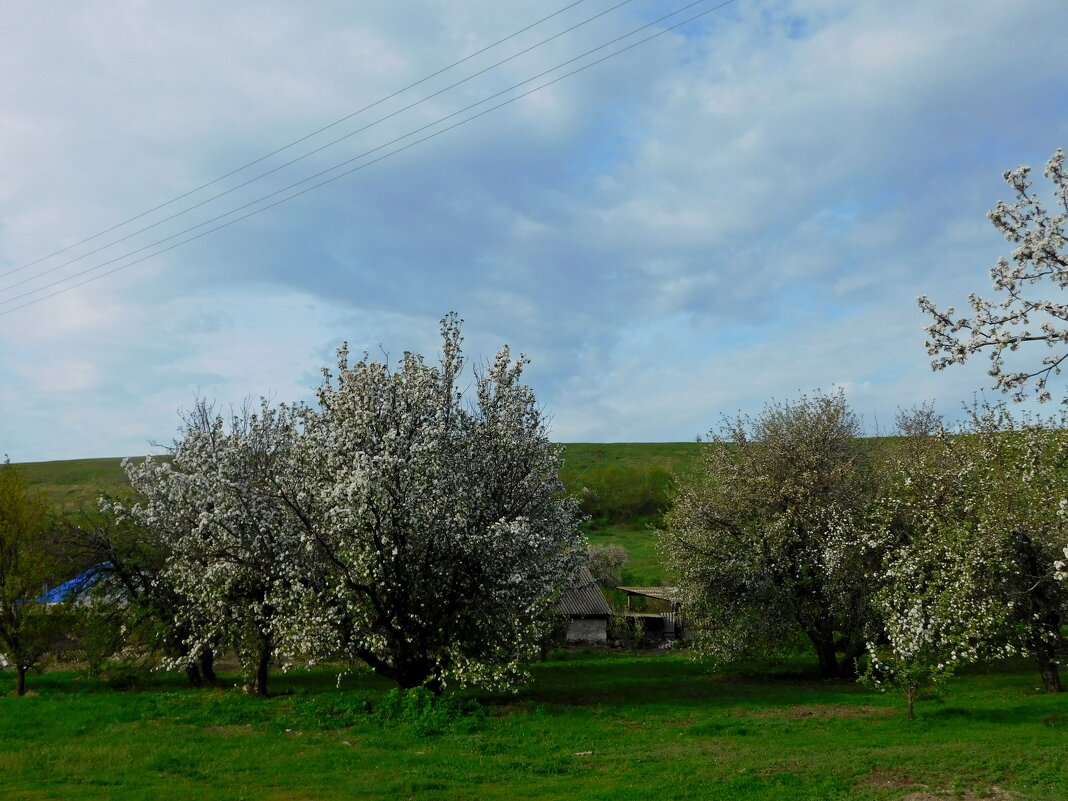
[
  {"left": 919, "top": 148, "right": 1068, "bottom": 401},
  {"left": 587, "top": 544, "right": 629, "bottom": 587},
  {"left": 871, "top": 404, "right": 1068, "bottom": 700},
  {"left": 63, "top": 509, "right": 219, "bottom": 686},
  {"left": 866, "top": 411, "right": 1015, "bottom": 719},
  {"left": 117, "top": 400, "right": 311, "bottom": 696},
  {"left": 865, "top": 532, "right": 1012, "bottom": 721},
  {"left": 0, "top": 463, "right": 66, "bottom": 695},
  {"left": 288, "top": 314, "right": 585, "bottom": 691},
  {"left": 660, "top": 391, "right": 880, "bottom": 678}
]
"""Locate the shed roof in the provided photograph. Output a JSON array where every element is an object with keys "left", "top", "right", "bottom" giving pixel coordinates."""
[
  {"left": 617, "top": 586, "right": 682, "bottom": 603},
  {"left": 556, "top": 566, "right": 612, "bottom": 617}
]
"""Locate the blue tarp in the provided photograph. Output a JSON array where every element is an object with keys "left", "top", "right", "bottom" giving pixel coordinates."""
[{"left": 37, "top": 565, "right": 107, "bottom": 603}]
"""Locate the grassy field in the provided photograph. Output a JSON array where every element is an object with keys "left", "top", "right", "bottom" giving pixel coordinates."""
[
  {"left": 15, "top": 456, "right": 135, "bottom": 513},
  {"left": 1, "top": 652, "right": 1066, "bottom": 800},
  {"left": 15, "top": 443, "right": 700, "bottom": 511},
  {"left": 559, "top": 443, "right": 699, "bottom": 586},
  {"left": 557, "top": 442, "right": 701, "bottom": 479},
  {"left": 14, "top": 444, "right": 692, "bottom": 583}
]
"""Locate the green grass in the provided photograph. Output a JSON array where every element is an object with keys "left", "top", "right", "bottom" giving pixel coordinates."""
[
  {"left": 1, "top": 652, "right": 1066, "bottom": 800},
  {"left": 559, "top": 444, "right": 700, "bottom": 588},
  {"left": 15, "top": 457, "right": 135, "bottom": 513},
  {"left": 558, "top": 442, "right": 702, "bottom": 483},
  {"left": 585, "top": 521, "right": 667, "bottom": 586},
  {"left": 12, "top": 443, "right": 703, "bottom": 516}
]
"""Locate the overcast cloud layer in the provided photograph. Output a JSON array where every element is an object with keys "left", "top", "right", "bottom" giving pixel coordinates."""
[{"left": 2, "top": 0, "right": 1068, "bottom": 461}]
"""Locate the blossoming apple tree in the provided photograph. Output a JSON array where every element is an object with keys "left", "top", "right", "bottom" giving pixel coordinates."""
[
  {"left": 285, "top": 314, "right": 585, "bottom": 691},
  {"left": 919, "top": 148, "right": 1068, "bottom": 402},
  {"left": 869, "top": 404, "right": 1068, "bottom": 713},
  {"left": 866, "top": 410, "right": 1014, "bottom": 719},
  {"left": 118, "top": 400, "right": 311, "bottom": 696},
  {"left": 660, "top": 391, "right": 881, "bottom": 678}
]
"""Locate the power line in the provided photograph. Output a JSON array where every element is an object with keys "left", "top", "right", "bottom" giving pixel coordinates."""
[
  {"left": 0, "top": 0, "right": 595, "bottom": 279},
  {"left": 0, "top": 0, "right": 738, "bottom": 317},
  {"left": 0, "top": 0, "right": 636, "bottom": 293},
  {"left": 0, "top": 0, "right": 734, "bottom": 311}
]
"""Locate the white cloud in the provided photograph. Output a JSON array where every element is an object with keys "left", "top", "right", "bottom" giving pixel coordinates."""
[{"left": 2, "top": 0, "right": 1067, "bottom": 459}]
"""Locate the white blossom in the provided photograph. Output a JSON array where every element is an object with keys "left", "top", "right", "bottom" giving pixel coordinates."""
[
  {"left": 116, "top": 399, "right": 311, "bottom": 696},
  {"left": 660, "top": 391, "right": 881, "bottom": 678},
  {"left": 920, "top": 148, "right": 1068, "bottom": 402},
  {"left": 282, "top": 313, "right": 585, "bottom": 691}
]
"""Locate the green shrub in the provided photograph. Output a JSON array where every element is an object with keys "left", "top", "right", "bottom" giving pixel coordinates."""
[
  {"left": 608, "top": 614, "right": 646, "bottom": 653},
  {"left": 374, "top": 687, "right": 486, "bottom": 736}
]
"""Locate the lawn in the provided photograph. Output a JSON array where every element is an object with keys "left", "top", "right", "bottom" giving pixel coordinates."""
[
  {"left": 1, "top": 652, "right": 1065, "bottom": 800},
  {"left": 559, "top": 442, "right": 700, "bottom": 587},
  {"left": 584, "top": 521, "right": 666, "bottom": 586}
]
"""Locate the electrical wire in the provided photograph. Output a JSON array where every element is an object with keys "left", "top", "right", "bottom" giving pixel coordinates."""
[
  {"left": 1, "top": 0, "right": 596, "bottom": 279},
  {"left": 0, "top": 0, "right": 636, "bottom": 293},
  {"left": 0, "top": 0, "right": 738, "bottom": 317}
]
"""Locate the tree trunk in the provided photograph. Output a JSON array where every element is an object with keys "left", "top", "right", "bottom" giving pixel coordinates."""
[
  {"left": 1020, "top": 534, "right": 1062, "bottom": 693},
  {"left": 837, "top": 637, "right": 867, "bottom": 679},
  {"left": 185, "top": 663, "right": 203, "bottom": 688},
  {"left": 199, "top": 649, "right": 218, "bottom": 688},
  {"left": 392, "top": 655, "right": 440, "bottom": 693},
  {"left": 807, "top": 630, "right": 840, "bottom": 679},
  {"left": 905, "top": 685, "right": 917, "bottom": 722},
  {"left": 1036, "top": 646, "right": 1062, "bottom": 693},
  {"left": 245, "top": 637, "right": 271, "bottom": 697},
  {"left": 396, "top": 666, "right": 434, "bottom": 692},
  {"left": 15, "top": 664, "right": 27, "bottom": 697}
]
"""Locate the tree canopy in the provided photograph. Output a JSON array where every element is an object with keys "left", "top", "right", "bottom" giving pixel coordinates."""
[
  {"left": 660, "top": 391, "right": 880, "bottom": 678},
  {"left": 0, "top": 463, "right": 66, "bottom": 695},
  {"left": 287, "top": 313, "right": 585, "bottom": 690},
  {"left": 109, "top": 314, "right": 584, "bottom": 693}
]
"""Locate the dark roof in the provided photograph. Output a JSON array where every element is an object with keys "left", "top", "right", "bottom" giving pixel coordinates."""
[
  {"left": 556, "top": 566, "right": 612, "bottom": 617},
  {"left": 617, "top": 586, "right": 682, "bottom": 603}
]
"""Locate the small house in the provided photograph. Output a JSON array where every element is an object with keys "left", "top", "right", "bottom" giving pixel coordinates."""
[{"left": 556, "top": 566, "right": 612, "bottom": 644}]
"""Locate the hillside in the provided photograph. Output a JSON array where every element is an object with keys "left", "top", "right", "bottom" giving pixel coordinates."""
[
  {"left": 16, "top": 443, "right": 701, "bottom": 506},
  {"left": 14, "top": 444, "right": 701, "bottom": 583},
  {"left": 15, "top": 456, "right": 136, "bottom": 513}
]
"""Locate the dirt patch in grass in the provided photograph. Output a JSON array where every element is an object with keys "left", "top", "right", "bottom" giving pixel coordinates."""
[
  {"left": 859, "top": 767, "right": 926, "bottom": 790},
  {"left": 857, "top": 769, "right": 1019, "bottom": 800},
  {"left": 736, "top": 704, "right": 895, "bottom": 719},
  {"left": 900, "top": 792, "right": 1017, "bottom": 801},
  {"left": 204, "top": 724, "right": 254, "bottom": 737}
]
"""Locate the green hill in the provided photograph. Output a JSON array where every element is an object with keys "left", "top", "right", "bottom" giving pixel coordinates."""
[
  {"left": 14, "top": 443, "right": 703, "bottom": 583},
  {"left": 15, "top": 456, "right": 137, "bottom": 513}
]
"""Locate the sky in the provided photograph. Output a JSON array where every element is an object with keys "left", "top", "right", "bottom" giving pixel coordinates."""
[{"left": 2, "top": 0, "right": 1068, "bottom": 462}]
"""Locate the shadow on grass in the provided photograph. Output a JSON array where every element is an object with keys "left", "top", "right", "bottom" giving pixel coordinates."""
[
  {"left": 21, "top": 651, "right": 1052, "bottom": 733},
  {"left": 490, "top": 651, "right": 878, "bottom": 715},
  {"left": 928, "top": 704, "right": 1068, "bottom": 725}
]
